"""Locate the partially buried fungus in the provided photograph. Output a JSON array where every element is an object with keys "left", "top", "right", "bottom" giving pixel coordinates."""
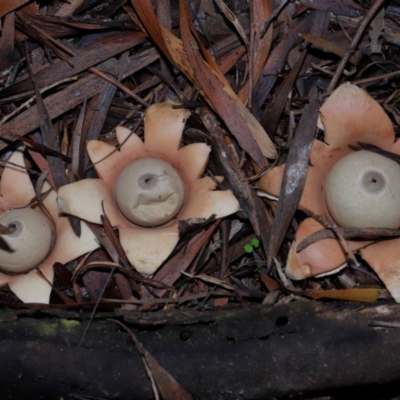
[
  {"left": 258, "top": 83, "right": 400, "bottom": 302},
  {"left": 324, "top": 150, "right": 400, "bottom": 229},
  {"left": 57, "top": 101, "right": 240, "bottom": 276},
  {"left": 0, "top": 208, "right": 54, "bottom": 273},
  {"left": 0, "top": 148, "right": 99, "bottom": 303}
]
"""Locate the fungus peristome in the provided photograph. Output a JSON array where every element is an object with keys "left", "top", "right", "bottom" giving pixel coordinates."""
[
  {"left": 58, "top": 101, "right": 240, "bottom": 276},
  {"left": 258, "top": 83, "right": 400, "bottom": 301},
  {"left": 0, "top": 148, "right": 99, "bottom": 303},
  {"left": 115, "top": 158, "right": 185, "bottom": 227}
]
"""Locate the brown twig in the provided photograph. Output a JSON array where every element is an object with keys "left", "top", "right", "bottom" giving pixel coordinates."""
[
  {"left": 261, "top": 0, "right": 290, "bottom": 38},
  {"left": 107, "top": 319, "right": 161, "bottom": 400},
  {"left": 302, "top": 210, "right": 360, "bottom": 267},
  {"left": 297, "top": 227, "right": 400, "bottom": 252},
  {"left": 88, "top": 66, "right": 149, "bottom": 107},
  {"left": 326, "top": 0, "right": 386, "bottom": 92},
  {"left": 351, "top": 69, "right": 400, "bottom": 86},
  {"left": 21, "top": 19, "right": 149, "bottom": 108},
  {"left": 78, "top": 267, "right": 116, "bottom": 347}
]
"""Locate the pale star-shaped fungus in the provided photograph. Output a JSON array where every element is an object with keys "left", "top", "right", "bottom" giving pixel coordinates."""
[
  {"left": 258, "top": 83, "right": 400, "bottom": 302},
  {"left": 57, "top": 101, "right": 240, "bottom": 276},
  {"left": 0, "top": 148, "right": 99, "bottom": 304}
]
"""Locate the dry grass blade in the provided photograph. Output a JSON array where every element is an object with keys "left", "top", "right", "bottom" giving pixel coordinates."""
[
  {"left": 131, "top": 0, "right": 277, "bottom": 162},
  {"left": 171, "top": 25, "right": 276, "bottom": 162},
  {"left": 78, "top": 267, "right": 116, "bottom": 346},
  {"left": 74, "top": 257, "right": 171, "bottom": 297},
  {"left": 179, "top": 0, "right": 266, "bottom": 167},
  {"left": 0, "top": 48, "right": 158, "bottom": 150},
  {"left": 300, "top": 33, "right": 363, "bottom": 65},
  {"left": 0, "top": 126, "right": 71, "bottom": 162},
  {"left": 34, "top": 266, "right": 76, "bottom": 305},
  {"left": 56, "top": 0, "right": 85, "bottom": 17},
  {"left": 238, "top": 0, "right": 273, "bottom": 106},
  {"left": 18, "top": 4, "right": 136, "bottom": 37},
  {"left": 82, "top": 54, "right": 130, "bottom": 174},
  {"left": 297, "top": 227, "right": 400, "bottom": 252},
  {"left": 0, "top": 31, "right": 145, "bottom": 98},
  {"left": 34, "top": 170, "right": 55, "bottom": 226},
  {"left": 0, "top": 0, "right": 29, "bottom": 18},
  {"left": 25, "top": 44, "right": 69, "bottom": 191},
  {"left": 326, "top": 0, "right": 386, "bottom": 92},
  {"left": 0, "top": 12, "right": 15, "bottom": 71},
  {"left": 1, "top": 74, "right": 106, "bottom": 151},
  {"left": 100, "top": 211, "right": 131, "bottom": 270},
  {"left": 141, "top": 222, "right": 219, "bottom": 301},
  {"left": 156, "top": 0, "right": 173, "bottom": 80},
  {"left": 26, "top": 42, "right": 83, "bottom": 237},
  {"left": 304, "top": 211, "right": 360, "bottom": 267},
  {"left": 299, "top": 0, "right": 362, "bottom": 15},
  {"left": 16, "top": 12, "right": 74, "bottom": 66},
  {"left": 266, "top": 87, "right": 319, "bottom": 264},
  {"left": 254, "top": 14, "right": 312, "bottom": 107},
  {"left": 181, "top": 271, "right": 235, "bottom": 291},
  {"left": 70, "top": 98, "right": 87, "bottom": 181},
  {"left": 263, "top": 49, "right": 307, "bottom": 135},
  {"left": 198, "top": 106, "right": 271, "bottom": 251},
  {"left": 214, "top": 0, "right": 249, "bottom": 49},
  {"left": 109, "top": 319, "right": 193, "bottom": 400},
  {"left": 261, "top": 0, "right": 289, "bottom": 37},
  {"left": 351, "top": 142, "right": 400, "bottom": 163},
  {"left": 274, "top": 258, "right": 296, "bottom": 291},
  {"left": 85, "top": 210, "right": 139, "bottom": 282}
]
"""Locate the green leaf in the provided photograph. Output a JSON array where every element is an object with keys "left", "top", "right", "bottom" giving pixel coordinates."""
[
  {"left": 244, "top": 243, "right": 254, "bottom": 253},
  {"left": 250, "top": 238, "right": 260, "bottom": 248}
]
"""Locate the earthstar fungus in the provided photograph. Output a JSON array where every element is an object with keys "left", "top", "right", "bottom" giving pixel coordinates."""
[
  {"left": 58, "top": 101, "right": 240, "bottom": 275},
  {"left": 0, "top": 148, "right": 99, "bottom": 303},
  {"left": 115, "top": 157, "right": 185, "bottom": 227},
  {"left": 0, "top": 207, "right": 54, "bottom": 273},
  {"left": 324, "top": 150, "right": 400, "bottom": 229},
  {"left": 258, "top": 83, "right": 400, "bottom": 301}
]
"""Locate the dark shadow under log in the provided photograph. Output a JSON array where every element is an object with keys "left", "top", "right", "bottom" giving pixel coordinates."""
[{"left": 1, "top": 301, "right": 400, "bottom": 399}]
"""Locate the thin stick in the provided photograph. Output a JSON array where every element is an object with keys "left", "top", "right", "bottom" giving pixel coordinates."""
[
  {"left": 19, "top": 23, "right": 149, "bottom": 108},
  {"left": 101, "top": 290, "right": 232, "bottom": 305},
  {"left": 351, "top": 69, "right": 400, "bottom": 86},
  {"left": 84, "top": 113, "right": 144, "bottom": 174},
  {"left": 88, "top": 66, "right": 149, "bottom": 107},
  {"left": 108, "top": 319, "right": 160, "bottom": 400},
  {"left": 326, "top": 0, "right": 386, "bottom": 93},
  {"left": 78, "top": 267, "right": 116, "bottom": 347},
  {"left": 261, "top": 0, "right": 289, "bottom": 38},
  {"left": 303, "top": 210, "right": 359, "bottom": 267},
  {"left": 0, "top": 76, "right": 78, "bottom": 123}
]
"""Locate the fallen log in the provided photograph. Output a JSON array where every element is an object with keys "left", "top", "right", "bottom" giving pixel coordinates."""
[{"left": 1, "top": 301, "right": 400, "bottom": 399}]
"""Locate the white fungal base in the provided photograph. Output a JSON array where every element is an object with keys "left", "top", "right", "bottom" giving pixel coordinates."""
[
  {"left": 324, "top": 150, "right": 400, "bottom": 228},
  {"left": 114, "top": 158, "right": 185, "bottom": 227},
  {"left": 0, "top": 208, "right": 55, "bottom": 273}
]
